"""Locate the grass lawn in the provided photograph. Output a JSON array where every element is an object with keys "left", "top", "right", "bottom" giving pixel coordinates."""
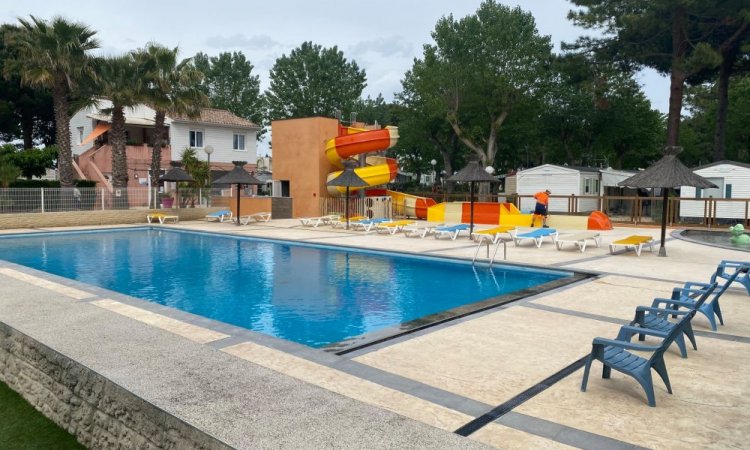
[{"left": 0, "top": 380, "right": 84, "bottom": 449}]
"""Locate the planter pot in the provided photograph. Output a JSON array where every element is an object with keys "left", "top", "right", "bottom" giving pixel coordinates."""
[{"left": 161, "top": 198, "right": 174, "bottom": 208}]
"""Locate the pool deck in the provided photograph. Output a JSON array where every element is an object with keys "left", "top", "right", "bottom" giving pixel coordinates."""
[{"left": 0, "top": 219, "right": 749, "bottom": 449}]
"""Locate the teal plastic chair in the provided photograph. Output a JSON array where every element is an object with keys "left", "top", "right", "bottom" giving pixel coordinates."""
[
  {"left": 712, "top": 260, "right": 750, "bottom": 296},
  {"left": 632, "top": 279, "right": 726, "bottom": 357},
  {"left": 581, "top": 285, "right": 714, "bottom": 407}
]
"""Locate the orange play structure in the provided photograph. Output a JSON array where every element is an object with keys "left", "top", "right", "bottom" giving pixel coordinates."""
[
  {"left": 426, "top": 201, "right": 612, "bottom": 231},
  {"left": 270, "top": 117, "right": 612, "bottom": 227}
]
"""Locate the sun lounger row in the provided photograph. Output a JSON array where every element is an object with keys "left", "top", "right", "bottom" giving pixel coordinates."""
[{"left": 581, "top": 260, "right": 749, "bottom": 406}]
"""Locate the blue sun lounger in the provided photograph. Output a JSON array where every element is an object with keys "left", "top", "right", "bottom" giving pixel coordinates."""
[
  {"left": 205, "top": 209, "right": 233, "bottom": 222},
  {"left": 513, "top": 228, "right": 558, "bottom": 248},
  {"left": 433, "top": 224, "right": 469, "bottom": 240}
]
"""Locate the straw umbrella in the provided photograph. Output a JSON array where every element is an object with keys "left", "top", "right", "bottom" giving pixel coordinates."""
[
  {"left": 160, "top": 162, "right": 194, "bottom": 208},
  {"left": 448, "top": 157, "right": 497, "bottom": 236},
  {"left": 619, "top": 146, "right": 717, "bottom": 257},
  {"left": 327, "top": 160, "right": 368, "bottom": 230},
  {"left": 213, "top": 161, "right": 264, "bottom": 225}
]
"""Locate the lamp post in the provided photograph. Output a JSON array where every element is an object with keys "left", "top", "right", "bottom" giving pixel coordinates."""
[
  {"left": 430, "top": 159, "right": 437, "bottom": 187},
  {"left": 204, "top": 145, "right": 214, "bottom": 206},
  {"left": 485, "top": 166, "right": 495, "bottom": 202}
]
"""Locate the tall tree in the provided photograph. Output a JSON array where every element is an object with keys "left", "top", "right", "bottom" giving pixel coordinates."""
[
  {"left": 265, "top": 42, "right": 366, "bottom": 120},
  {"left": 7, "top": 16, "right": 99, "bottom": 187},
  {"left": 683, "top": 74, "right": 750, "bottom": 164},
  {"left": 408, "top": 1, "right": 553, "bottom": 180},
  {"left": 132, "top": 44, "right": 208, "bottom": 190},
  {"left": 541, "top": 54, "right": 663, "bottom": 169},
  {"left": 703, "top": 3, "right": 750, "bottom": 161},
  {"left": 193, "top": 51, "right": 264, "bottom": 135},
  {"left": 0, "top": 24, "right": 55, "bottom": 149},
  {"left": 96, "top": 55, "right": 145, "bottom": 193},
  {"left": 568, "top": 0, "right": 722, "bottom": 147}
]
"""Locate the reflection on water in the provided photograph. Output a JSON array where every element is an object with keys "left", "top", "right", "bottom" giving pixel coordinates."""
[
  {"left": 0, "top": 229, "right": 567, "bottom": 347},
  {"left": 682, "top": 230, "right": 750, "bottom": 251}
]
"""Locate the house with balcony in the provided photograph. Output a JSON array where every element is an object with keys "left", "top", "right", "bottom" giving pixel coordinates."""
[{"left": 69, "top": 100, "right": 261, "bottom": 190}]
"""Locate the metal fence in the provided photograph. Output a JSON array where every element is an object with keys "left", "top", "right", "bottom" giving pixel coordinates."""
[
  {"left": 0, "top": 188, "right": 216, "bottom": 213},
  {"left": 4, "top": 187, "right": 747, "bottom": 228},
  {"left": 347, "top": 192, "right": 749, "bottom": 228},
  {"left": 318, "top": 196, "right": 393, "bottom": 219}
]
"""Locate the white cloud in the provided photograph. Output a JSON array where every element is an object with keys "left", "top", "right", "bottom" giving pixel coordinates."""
[{"left": 205, "top": 34, "right": 281, "bottom": 51}]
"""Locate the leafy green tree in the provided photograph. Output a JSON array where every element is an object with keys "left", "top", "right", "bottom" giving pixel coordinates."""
[
  {"left": 2, "top": 145, "right": 57, "bottom": 179},
  {"left": 265, "top": 41, "right": 366, "bottom": 120},
  {"left": 6, "top": 16, "right": 99, "bottom": 187},
  {"left": 408, "top": 1, "right": 553, "bottom": 182},
  {"left": 0, "top": 24, "right": 55, "bottom": 149},
  {"left": 683, "top": 74, "right": 750, "bottom": 164},
  {"left": 96, "top": 55, "right": 145, "bottom": 193},
  {"left": 0, "top": 144, "right": 21, "bottom": 187},
  {"left": 568, "top": 0, "right": 728, "bottom": 147},
  {"left": 132, "top": 44, "right": 208, "bottom": 191},
  {"left": 540, "top": 54, "right": 663, "bottom": 169},
  {"left": 193, "top": 51, "right": 264, "bottom": 136}
]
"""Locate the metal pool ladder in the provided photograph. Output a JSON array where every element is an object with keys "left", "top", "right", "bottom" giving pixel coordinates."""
[{"left": 472, "top": 236, "right": 510, "bottom": 267}]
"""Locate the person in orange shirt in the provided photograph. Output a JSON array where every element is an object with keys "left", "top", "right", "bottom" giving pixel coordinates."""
[{"left": 533, "top": 189, "right": 551, "bottom": 228}]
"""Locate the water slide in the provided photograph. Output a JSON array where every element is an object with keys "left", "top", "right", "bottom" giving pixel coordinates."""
[
  {"left": 324, "top": 125, "right": 437, "bottom": 219},
  {"left": 325, "top": 125, "right": 398, "bottom": 195}
]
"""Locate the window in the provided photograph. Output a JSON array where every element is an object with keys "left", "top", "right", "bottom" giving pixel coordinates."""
[
  {"left": 583, "top": 177, "right": 599, "bottom": 194},
  {"left": 77, "top": 127, "right": 84, "bottom": 144},
  {"left": 233, "top": 133, "right": 246, "bottom": 151},
  {"left": 189, "top": 130, "right": 204, "bottom": 148},
  {"left": 701, "top": 177, "right": 725, "bottom": 199}
]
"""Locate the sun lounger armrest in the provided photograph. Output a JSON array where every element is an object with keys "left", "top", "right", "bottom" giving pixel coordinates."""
[
  {"left": 636, "top": 305, "right": 690, "bottom": 316},
  {"left": 592, "top": 337, "right": 660, "bottom": 352},
  {"left": 719, "top": 260, "right": 750, "bottom": 268},
  {"left": 681, "top": 281, "right": 712, "bottom": 289},
  {"left": 672, "top": 281, "right": 711, "bottom": 300},
  {"left": 651, "top": 298, "right": 695, "bottom": 309},
  {"left": 616, "top": 325, "right": 669, "bottom": 342}
]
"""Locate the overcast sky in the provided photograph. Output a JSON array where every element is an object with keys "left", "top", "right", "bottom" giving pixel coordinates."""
[{"left": 1, "top": 0, "right": 670, "bottom": 149}]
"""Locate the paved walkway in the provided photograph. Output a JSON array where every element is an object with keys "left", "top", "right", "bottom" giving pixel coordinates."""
[{"left": 0, "top": 220, "right": 748, "bottom": 449}]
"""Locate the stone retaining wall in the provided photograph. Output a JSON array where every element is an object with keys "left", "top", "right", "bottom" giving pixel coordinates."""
[
  {"left": 0, "top": 323, "right": 231, "bottom": 450},
  {"left": 0, "top": 209, "right": 217, "bottom": 230}
]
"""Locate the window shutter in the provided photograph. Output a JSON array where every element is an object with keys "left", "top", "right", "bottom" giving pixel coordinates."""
[{"left": 726, "top": 184, "right": 732, "bottom": 198}]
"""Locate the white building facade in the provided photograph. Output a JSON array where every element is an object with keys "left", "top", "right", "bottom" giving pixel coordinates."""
[{"left": 680, "top": 161, "right": 750, "bottom": 220}]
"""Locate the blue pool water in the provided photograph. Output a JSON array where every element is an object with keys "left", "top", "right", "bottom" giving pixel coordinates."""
[{"left": 0, "top": 228, "right": 570, "bottom": 347}]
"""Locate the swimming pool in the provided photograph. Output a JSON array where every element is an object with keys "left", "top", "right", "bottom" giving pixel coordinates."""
[
  {"left": 0, "top": 228, "right": 575, "bottom": 348},
  {"left": 677, "top": 229, "right": 750, "bottom": 252}
]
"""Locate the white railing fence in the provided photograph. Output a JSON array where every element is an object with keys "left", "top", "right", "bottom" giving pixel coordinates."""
[{"left": 0, "top": 188, "right": 218, "bottom": 214}]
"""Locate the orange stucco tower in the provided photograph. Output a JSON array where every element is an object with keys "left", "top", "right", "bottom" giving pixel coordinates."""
[{"left": 271, "top": 117, "right": 340, "bottom": 218}]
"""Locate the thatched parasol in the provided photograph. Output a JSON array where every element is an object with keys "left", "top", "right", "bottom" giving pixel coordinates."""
[
  {"left": 327, "top": 160, "right": 368, "bottom": 230},
  {"left": 448, "top": 157, "right": 497, "bottom": 235},
  {"left": 619, "top": 146, "right": 717, "bottom": 256},
  {"left": 213, "top": 161, "right": 264, "bottom": 225},
  {"left": 160, "top": 162, "right": 194, "bottom": 209}
]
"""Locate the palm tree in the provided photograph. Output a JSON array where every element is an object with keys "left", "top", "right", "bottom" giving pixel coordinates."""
[
  {"left": 96, "top": 55, "right": 145, "bottom": 206},
  {"left": 132, "top": 44, "right": 208, "bottom": 205},
  {"left": 9, "top": 16, "right": 99, "bottom": 187}
]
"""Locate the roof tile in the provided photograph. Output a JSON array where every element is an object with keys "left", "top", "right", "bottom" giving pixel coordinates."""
[{"left": 171, "top": 108, "right": 259, "bottom": 128}]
